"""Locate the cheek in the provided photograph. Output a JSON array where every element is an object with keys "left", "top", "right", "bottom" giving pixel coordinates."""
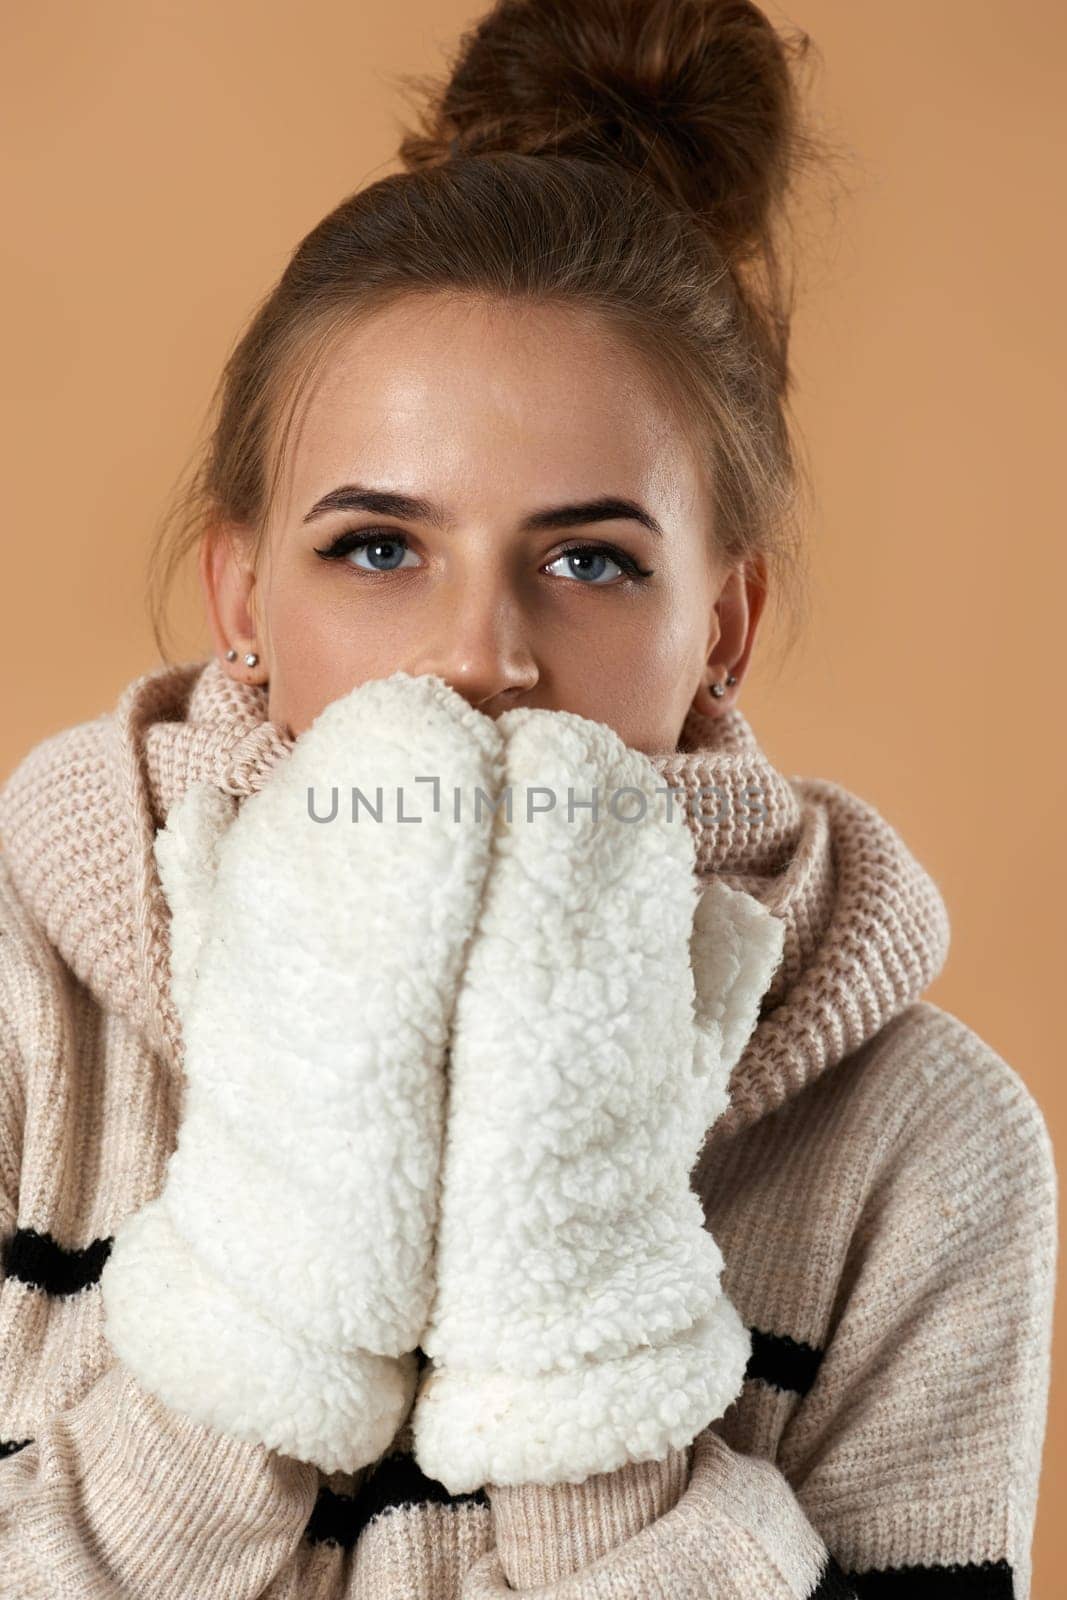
[
  {"left": 609, "top": 582, "right": 714, "bottom": 752},
  {"left": 260, "top": 583, "right": 385, "bottom": 738},
  {"left": 545, "top": 595, "right": 701, "bottom": 752},
  {"left": 600, "top": 580, "right": 703, "bottom": 685}
]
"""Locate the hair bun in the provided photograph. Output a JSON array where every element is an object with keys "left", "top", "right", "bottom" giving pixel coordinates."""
[{"left": 398, "top": 0, "right": 815, "bottom": 264}]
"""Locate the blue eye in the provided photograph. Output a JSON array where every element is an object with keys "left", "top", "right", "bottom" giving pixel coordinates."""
[
  {"left": 546, "top": 546, "right": 633, "bottom": 585},
  {"left": 314, "top": 531, "right": 420, "bottom": 571}
]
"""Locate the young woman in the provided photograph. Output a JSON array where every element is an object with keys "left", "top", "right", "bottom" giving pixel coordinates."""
[{"left": 0, "top": 1, "right": 1055, "bottom": 1596}]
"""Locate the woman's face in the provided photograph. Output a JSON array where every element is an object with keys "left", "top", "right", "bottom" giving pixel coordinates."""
[{"left": 202, "top": 293, "right": 763, "bottom": 754}]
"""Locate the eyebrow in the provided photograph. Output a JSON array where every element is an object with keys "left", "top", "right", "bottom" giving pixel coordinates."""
[{"left": 301, "top": 484, "right": 664, "bottom": 538}]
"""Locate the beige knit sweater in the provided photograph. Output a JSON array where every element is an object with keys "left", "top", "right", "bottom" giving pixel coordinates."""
[{"left": 0, "top": 657, "right": 1056, "bottom": 1598}]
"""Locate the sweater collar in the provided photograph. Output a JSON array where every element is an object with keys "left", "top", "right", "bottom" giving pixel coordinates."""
[{"left": 0, "top": 656, "right": 950, "bottom": 1137}]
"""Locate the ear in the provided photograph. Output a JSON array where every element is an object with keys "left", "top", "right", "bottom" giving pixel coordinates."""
[
  {"left": 689, "top": 877, "right": 785, "bottom": 1100},
  {"left": 198, "top": 522, "right": 268, "bottom": 688},
  {"left": 688, "top": 555, "right": 769, "bottom": 721},
  {"left": 153, "top": 783, "right": 238, "bottom": 1017}
]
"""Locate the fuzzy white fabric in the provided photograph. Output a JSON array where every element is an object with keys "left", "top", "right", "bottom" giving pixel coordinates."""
[
  {"left": 100, "top": 669, "right": 784, "bottom": 1482},
  {"left": 101, "top": 672, "right": 504, "bottom": 1474},
  {"left": 411, "top": 706, "right": 785, "bottom": 1493}
]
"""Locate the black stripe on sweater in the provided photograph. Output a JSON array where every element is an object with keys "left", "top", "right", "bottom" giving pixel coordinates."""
[
  {"left": 813, "top": 1552, "right": 861, "bottom": 1596},
  {"left": 1, "top": 1228, "right": 112, "bottom": 1296},
  {"left": 746, "top": 1325, "right": 824, "bottom": 1396},
  {"left": 845, "top": 1558, "right": 1014, "bottom": 1597},
  {"left": 304, "top": 1455, "right": 488, "bottom": 1549},
  {"left": 0, "top": 1241, "right": 825, "bottom": 1408},
  {"left": 0, "top": 1279, "right": 1015, "bottom": 1600}
]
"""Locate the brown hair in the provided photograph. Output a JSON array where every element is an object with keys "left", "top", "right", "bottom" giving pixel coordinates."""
[{"left": 147, "top": 0, "right": 842, "bottom": 669}]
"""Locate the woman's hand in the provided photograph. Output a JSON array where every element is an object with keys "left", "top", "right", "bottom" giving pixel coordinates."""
[
  {"left": 410, "top": 705, "right": 785, "bottom": 1494},
  {"left": 101, "top": 670, "right": 505, "bottom": 1473}
]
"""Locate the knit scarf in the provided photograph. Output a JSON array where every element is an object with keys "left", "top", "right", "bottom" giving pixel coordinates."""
[{"left": 0, "top": 656, "right": 951, "bottom": 1143}]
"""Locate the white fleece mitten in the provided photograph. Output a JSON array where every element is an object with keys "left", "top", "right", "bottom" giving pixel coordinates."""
[
  {"left": 410, "top": 706, "right": 785, "bottom": 1493},
  {"left": 101, "top": 671, "right": 504, "bottom": 1473}
]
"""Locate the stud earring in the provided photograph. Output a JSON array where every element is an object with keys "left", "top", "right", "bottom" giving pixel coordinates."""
[
  {"left": 224, "top": 648, "right": 237, "bottom": 662},
  {"left": 709, "top": 671, "right": 738, "bottom": 699},
  {"left": 244, "top": 652, "right": 259, "bottom": 669}
]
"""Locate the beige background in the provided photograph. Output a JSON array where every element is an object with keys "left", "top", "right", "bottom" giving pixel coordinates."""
[{"left": 2, "top": 0, "right": 1063, "bottom": 1585}]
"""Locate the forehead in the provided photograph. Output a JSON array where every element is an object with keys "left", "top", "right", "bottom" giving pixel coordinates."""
[{"left": 273, "top": 294, "right": 706, "bottom": 522}]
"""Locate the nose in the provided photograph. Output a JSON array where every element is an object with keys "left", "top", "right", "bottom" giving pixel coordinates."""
[{"left": 407, "top": 579, "right": 540, "bottom": 718}]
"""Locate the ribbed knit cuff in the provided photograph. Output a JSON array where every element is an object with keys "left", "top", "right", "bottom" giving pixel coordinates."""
[
  {"left": 4, "top": 1360, "right": 319, "bottom": 1599},
  {"left": 484, "top": 1442, "right": 693, "bottom": 1588}
]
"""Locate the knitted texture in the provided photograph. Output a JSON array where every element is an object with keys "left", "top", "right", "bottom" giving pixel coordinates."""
[{"left": 0, "top": 657, "right": 1055, "bottom": 1599}]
